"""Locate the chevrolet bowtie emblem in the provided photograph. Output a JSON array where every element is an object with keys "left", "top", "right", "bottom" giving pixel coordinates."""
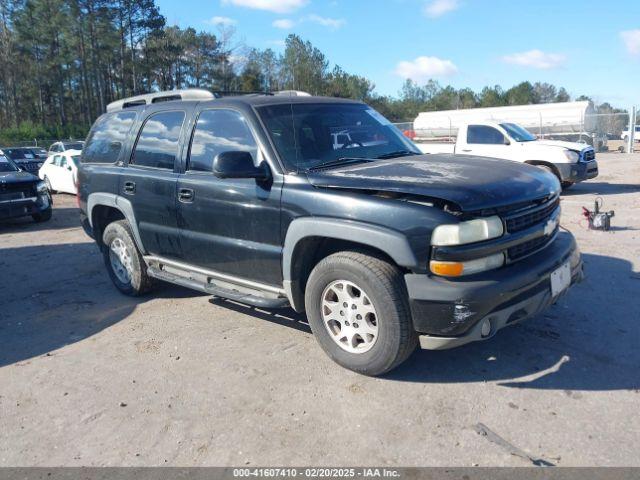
[{"left": 544, "top": 217, "right": 558, "bottom": 236}]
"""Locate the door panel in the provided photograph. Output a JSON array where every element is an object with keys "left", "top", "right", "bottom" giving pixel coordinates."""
[
  {"left": 177, "top": 108, "right": 283, "bottom": 286},
  {"left": 462, "top": 125, "right": 513, "bottom": 160},
  {"left": 124, "top": 109, "right": 188, "bottom": 258}
]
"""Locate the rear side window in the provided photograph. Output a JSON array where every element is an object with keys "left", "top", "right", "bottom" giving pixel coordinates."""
[
  {"left": 188, "top": 109, "right": 257, "bottom": 172},
  {"left": 467, "top": 125, "right": 506, "bottom": 145},
  {"left": 131, "top": 111, "right": 185, "bottom": 170},
  {"left": 83, "top": 111, "right": 136, "bottom": 164}
]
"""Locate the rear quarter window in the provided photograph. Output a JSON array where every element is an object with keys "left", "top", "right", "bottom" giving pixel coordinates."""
[{"left": 82, "top": 111, "right": 137, "bottom": 164}]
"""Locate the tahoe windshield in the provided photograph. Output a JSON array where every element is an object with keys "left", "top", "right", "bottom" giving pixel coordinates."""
[
  {"left": 0, "top": 156, "right": 18, "bottom": 172},
  {"left": 499, "top": 123, "right": 537, "bottom": 142},
  {"left": 257, "top": 103, "right": 421, "bottom": 171}
]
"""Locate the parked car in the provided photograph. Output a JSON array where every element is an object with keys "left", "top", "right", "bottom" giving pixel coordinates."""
[
  {"left": 48, "top": 140, "right": 85, "bottom": 156},
  {"left": 78, "top": 89, "right": 583, "bottom": 376},
  {"left": 39, "top": 149, "right": 81, "bottom": 194},
  {"left": 621, "top": 125, "right": 640, "bottom": 143},
  {"left": 0, "top": 151, "right": 52, "bottom": 223},
  {"left": 416, "top": 121, "right": 598, "bottom": 189},
  {"left": 26, "top": 147, "right": 49, "bottom": 160},
  {"left": 2, "top": 147, "right": 44, "bottom": 175}
]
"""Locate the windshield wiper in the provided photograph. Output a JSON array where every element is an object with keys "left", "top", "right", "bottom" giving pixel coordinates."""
[
  {"left": 308, "top": 157, "right": 374, "bottom": 171},
  {"left": 375, "top": 150, "right": 419, "bottom": 160}
]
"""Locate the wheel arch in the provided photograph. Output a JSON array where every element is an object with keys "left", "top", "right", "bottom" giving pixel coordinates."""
[
  {"left": 87, "top": 193, "right": 145, "bottom": 253},
  {"left": 283, "top": 218, "right": 419, "bottom": 312},
  {"left": 524, "top": 160, "right": 563, "bottom": 182}
]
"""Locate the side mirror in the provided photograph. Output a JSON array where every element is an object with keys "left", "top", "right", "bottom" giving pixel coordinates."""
[
  {"left": 213, "top": 151, "right": 269, "bottom": 180},
  {"left": 67, "top": 166, "right": 73, "bottom": 171},
  {"left": 503, "top": 138, "right": 511, "bottom": 146}
]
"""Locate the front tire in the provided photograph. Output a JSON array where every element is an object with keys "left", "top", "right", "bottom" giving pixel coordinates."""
[
  {"left": 304, "top": 251, "right": 417, "bottom": 376},
  {"left": 32, "top": 206, "right": 52, "bottom": 223},
  {"left": 102, "top": 220, "right": 155, "bottom": 296}
]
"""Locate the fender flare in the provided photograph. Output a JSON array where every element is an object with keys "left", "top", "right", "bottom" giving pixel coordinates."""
[
  {"left": 282, "top": 217, "right": 419, "bottom": 311},
  {"left": 87, "top": 192, "right": 146, "bottom": 253}
]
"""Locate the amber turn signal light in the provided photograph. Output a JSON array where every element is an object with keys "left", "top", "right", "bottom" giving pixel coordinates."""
[{"left": 430, "top": 261, "right": 464, "bottom": 277}]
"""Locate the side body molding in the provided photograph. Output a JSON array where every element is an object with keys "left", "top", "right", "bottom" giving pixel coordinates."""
[
  {"left": 282, "top": 217, "right": 419, "bottom": 311},
  {"left": 87, "top": 192, "right": 146, "bottom": 254}
]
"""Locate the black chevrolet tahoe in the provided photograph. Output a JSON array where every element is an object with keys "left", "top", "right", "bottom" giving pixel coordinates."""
[
  {"left": 78, "top": 89, "right": 583, "bottom": 376},
  {"left": 1, "top": 152, "right": 52, "bottom": 223}
]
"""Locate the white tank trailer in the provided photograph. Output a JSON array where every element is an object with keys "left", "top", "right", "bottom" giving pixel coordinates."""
[{"left": 413, "top": 101, "right": 607, "bottom": 150}]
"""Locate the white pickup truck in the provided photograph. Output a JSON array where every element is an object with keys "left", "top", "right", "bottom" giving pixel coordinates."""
[{"left": 416, "top": 121, "right": 599, "bottom": 189}]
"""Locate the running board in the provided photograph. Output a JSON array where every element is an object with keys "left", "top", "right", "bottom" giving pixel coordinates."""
[{"left": 145, "top": 257, "right": 290, "bottom": 309}]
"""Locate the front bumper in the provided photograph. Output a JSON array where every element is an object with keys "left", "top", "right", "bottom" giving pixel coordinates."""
[
  {"left": 405, "top": 232, "right": 583, "bottom": 350},
  {"left": 0, "top": 193, "right": 51, "bottom": 221},
  {"left": 556, "top": 160, "right": 599, "bottom": 183}
]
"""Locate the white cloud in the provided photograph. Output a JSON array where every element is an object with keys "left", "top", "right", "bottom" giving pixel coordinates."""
[
  {"left": 272, "top": 18, "right": 295, "bottom": 29},
  {"left": 621, "top": 30, "right": 640, "bottom": 56},
  {"left": 222, "top": 0, "right": 307, "bottom": 14},
  {"left": 394, "top": 56, "right": 458, "bottom": 81},
  {"left": 206, "top": 16, "right": 237, "bottom": 26},
  {"left": 423, "top": 0, "right": 460, "bottom": 18},
  {"left": 502, "top": 50, "right": 567, "bottom": 69},
  {"left": 306, "top": 14, "right": 346, "bottom": 29}
]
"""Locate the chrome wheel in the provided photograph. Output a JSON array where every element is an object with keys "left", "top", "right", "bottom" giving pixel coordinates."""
[
  {"left": 109, "top": 237, "right": 133, "bottom": 284},
  {"left": 321, "top": 280, "right": 379, "bottom": 354}
]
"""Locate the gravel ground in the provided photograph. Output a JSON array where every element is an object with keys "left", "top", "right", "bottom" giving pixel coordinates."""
[{"left": 0, "top": 153, "right": 638, "bottom": 467}]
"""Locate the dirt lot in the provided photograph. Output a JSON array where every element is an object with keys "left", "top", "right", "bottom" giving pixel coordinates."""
[{"left": 1, "top": 153, "right": 639, "bottom": 467}]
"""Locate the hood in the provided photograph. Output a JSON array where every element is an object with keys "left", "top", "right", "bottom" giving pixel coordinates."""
[
  {"left": 306, "top": 154, "right": 559, "bottom": 212},
  {"left": 531, "top": 139, "right": 590, "bottom": 151},
  {"left": 0, "top": 170, "right": 39, "bottom": 184}
]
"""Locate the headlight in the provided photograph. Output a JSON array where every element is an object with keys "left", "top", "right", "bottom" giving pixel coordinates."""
[
  {"left": 431, "top": 216, "right": 504, "bottom": 246},
  {"left": 563, "top": 150, "right": 580, "bottom": 162},
  {"left": 36, "top": 181, "right": 48, "bottom": 194},
  {"left": 430, "top": 253, "right": 505, "bottom": 277}
]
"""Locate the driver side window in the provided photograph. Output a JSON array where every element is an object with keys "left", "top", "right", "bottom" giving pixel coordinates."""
[
  {"left": 467, "top": 125, "right": 506, "bottom": 145},
  {"left": 187, "top": 109, "right": 258, "bottom": 173}
]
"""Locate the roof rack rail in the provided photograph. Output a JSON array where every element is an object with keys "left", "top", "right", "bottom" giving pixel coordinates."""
[
  {"left": 106, "top": 89, "right": 215, "bottom": 112},
  {"left": 273, "top": 90, "right": 311, "bottom": 97},
  {"left": 212, "top": 90, "right": 274, "bottom": 97},
  {"left": 210, "top": 90, "right": 311, "bottom": 98}
]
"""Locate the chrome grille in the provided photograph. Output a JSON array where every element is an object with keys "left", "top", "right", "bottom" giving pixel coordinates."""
[
  {"left": 505, "top": 197, "right": 560, "bottom": 233},
  {"left": 508, "top": 228, "right": 558, "bottom": 260},
  {"left": 582, "top": 149, "right": 596, "bottom": 162}
]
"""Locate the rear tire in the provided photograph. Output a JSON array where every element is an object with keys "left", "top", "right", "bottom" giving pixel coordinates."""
[
  {"left": 304, "top": 251, "right": 417, "bottom": 376},
  {"left": 102, "top": 220, "right": 156, "bottom": 296}
]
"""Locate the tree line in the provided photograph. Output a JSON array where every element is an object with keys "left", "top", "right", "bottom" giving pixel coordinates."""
[{"left": 0, "top": 0, "right": 627, "bottom": 145}]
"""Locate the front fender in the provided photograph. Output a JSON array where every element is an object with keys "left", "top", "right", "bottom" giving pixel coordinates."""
[{"left": 282, "top": 217, "right": 420, "bottom": 311}]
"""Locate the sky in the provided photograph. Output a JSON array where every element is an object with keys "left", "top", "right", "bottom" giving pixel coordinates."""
[{"left": 155, "top": 0, "right": 640, "bottom": 108}]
